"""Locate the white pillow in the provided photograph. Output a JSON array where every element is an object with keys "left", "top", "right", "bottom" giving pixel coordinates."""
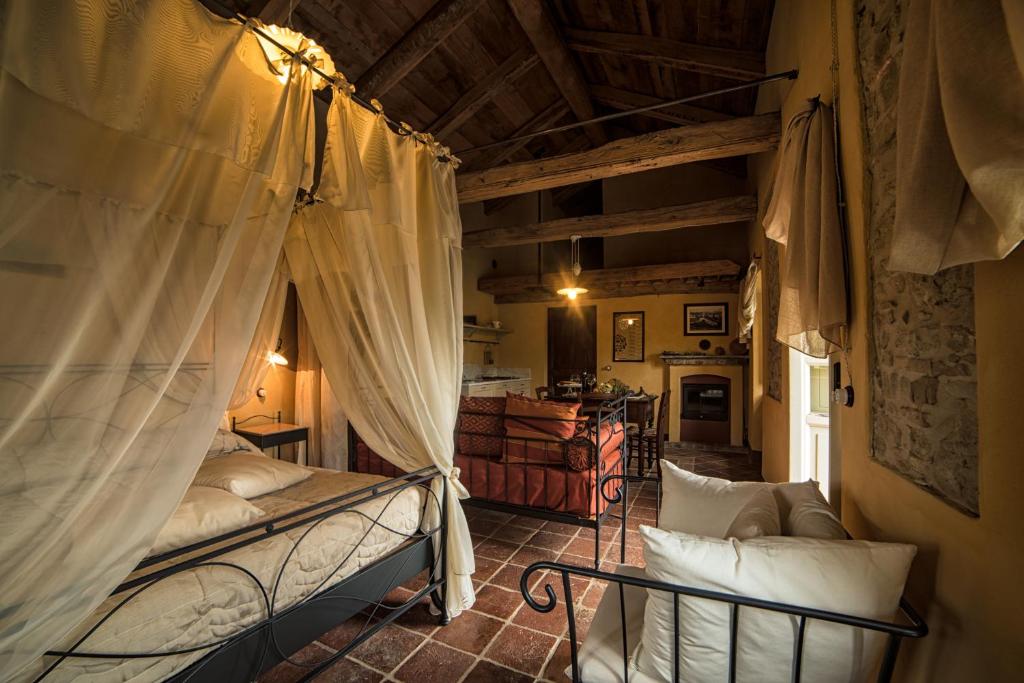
[
  {"left": 194, "top": 452, "right": 312, "bottom": 498},
  {"left": 150, "top": 486, "right": 264, "bottom": 555},
  {"left": 723, "top": 486, "right": 781, "bottom": 539},
  {"left": 206, "top": 428, "right": 265, "bottom": 459},
  {"left": 779, "top": 482, "right": 846, "bottom": 539},
  {"left": 658, "top": 460, "right": 770, "bottom": 537},
  {"left": 635, "top": 526, "right": 916, "bottom": 683}
]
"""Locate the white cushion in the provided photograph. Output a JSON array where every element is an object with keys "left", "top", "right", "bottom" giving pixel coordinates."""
[
  {"left": 635, "top": 525, "right": 916, "bottom": 683},
  {"left": 205, "top": 428, "right": 265, "bottom": 459},
  {"left": 150, "top": 486, "right": 264, "bottom": 555},
  {"left": 781, "top": 483, "right": 846, "bottom": 539},
  {"left": 724, "top": 486, "right": 781, "bottom": 539},
  {"left": 571, "top": 565, "right": 659, "bottom": 683},
  {"left": 194, "top": 452, "right": 312, "bottom": 498},
  {"left": 658, "top": 460, "right": 771, "bottom": 537}
]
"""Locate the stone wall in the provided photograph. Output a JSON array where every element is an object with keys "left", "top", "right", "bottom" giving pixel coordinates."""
[
  {"left": 855, "top": 0, "right": 979, "bottom": 514},
  {"left": 765, "top": 239, "right": 783, "bottom": 401}
]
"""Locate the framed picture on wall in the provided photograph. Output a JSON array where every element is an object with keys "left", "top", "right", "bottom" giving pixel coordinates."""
[
  {"left": 684, "top": 303, "right": 729, "bottom": 336},
  {"left": 612, "top": 311, "right": 644, "bottom": 362}
]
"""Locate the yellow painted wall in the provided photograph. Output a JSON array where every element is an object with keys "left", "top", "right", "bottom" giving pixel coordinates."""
[
  {"left": 497, "top": 292, "right": 739, "bottom": 398},
  {"left": 752, "top": 1, "right": 1024, "bottom": 679}
]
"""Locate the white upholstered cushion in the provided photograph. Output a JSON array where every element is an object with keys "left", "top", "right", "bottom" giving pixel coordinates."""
[
  {"left": 658, "top": 460, "right": 773, "bottom": 538},
  {"left": 635, "top": 526, "right": 916, "bottom": 683},
  {"left": 571, "top": 565, "right": 659, "bottom": 683},
  {"left": 723, "top": 486, "right": 781, "bottom": 539},
  {"left": 150, "top": 486, "right": 264, "bottom": 555},
  {"left": 779, "top": 482, "right": 846, "bottom": 539},
  {"left": 194, "top": 452, "right": 312, "bottom": 498}
]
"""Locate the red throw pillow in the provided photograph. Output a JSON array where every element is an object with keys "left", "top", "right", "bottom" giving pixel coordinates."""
[
  {"left": 457, "top": 396, "right": 506, "bottom": 458},
  {"left": 503, "top": 392, "right": 581, "bottom": 442}
]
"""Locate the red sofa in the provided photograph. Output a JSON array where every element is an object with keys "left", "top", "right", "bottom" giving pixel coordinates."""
[{"left": 351, "top": 395, "right": 626, "bottom": 519}]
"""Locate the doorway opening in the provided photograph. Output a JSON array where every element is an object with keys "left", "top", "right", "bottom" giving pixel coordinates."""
[
  {"left": 547, "top": 305, "right": 597, "bottom": 391},
  {"left": 788, "top": 348, "right": 832, "bottom": 500}
]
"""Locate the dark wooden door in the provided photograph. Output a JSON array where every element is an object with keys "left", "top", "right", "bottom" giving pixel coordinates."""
[{"left": 547, "top": 306, "right": 597, "bottom": 388}]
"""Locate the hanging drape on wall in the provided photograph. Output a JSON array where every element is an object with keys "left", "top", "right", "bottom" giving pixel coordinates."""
[
  {"left": 228, "top": 255, "right": 292, "bottom": 410},
  {"left": 737, "top": 260, "right": 760, "bottom": 342},
  {"left": 762, "top": 98, "right": 848, "bottom": 358},
  {"left": 285, "top": 92, "right": 473, "bottom": 616},
  {"left": 295, "top": 300, "right": 348, "bottom": 470},
  {"left": 891, "top": 0, "right": 1024, "bottom": 274},
  {"left": 0, "top": 0, "right": 316, "bottom": 677}
]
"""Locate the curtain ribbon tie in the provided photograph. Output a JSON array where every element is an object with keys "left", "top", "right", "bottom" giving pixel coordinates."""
[{"left": 446, "top": 467, "right": 470, "bottom": 499}]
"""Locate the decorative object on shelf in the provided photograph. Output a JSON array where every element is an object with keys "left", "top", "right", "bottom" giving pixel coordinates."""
[
  {"left": 684, "top": 302, "right": 729, "bottom": 336},
  {"left": 612, "top": 311, "right": 645, "bottom": 362},
  {"left": 698, "top": 339, "right": 712, "bottom": 351},
  {"left": 714, "top": 346, "right": 726, "bottom": 356},
  {"left": 463, "top": 314, "right": 478, "bottom": 325},
  {"left": 728, "top": 337, "right": 749, "bottom": 356},
  {"left": 463, "top": 323, "right": 512, "bottom": 345},
  {"left": 556, "top": 234, "right": 589, "bottom": 300},
  {"left": 490, "top": 320, "right": 502, "bottom": 329}
]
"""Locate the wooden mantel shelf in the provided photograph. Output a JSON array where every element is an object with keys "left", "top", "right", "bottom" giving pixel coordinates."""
[{"left": 660, "top": 353, "right": 749, "bottom": 366}]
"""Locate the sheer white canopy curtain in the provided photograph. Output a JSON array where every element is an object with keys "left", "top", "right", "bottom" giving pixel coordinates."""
[
  {"left": 0, "top": 0, "right": 316, "bottom": 678},
  {"left": 285, "top": 92, "right": 474, "bottom": 615}
]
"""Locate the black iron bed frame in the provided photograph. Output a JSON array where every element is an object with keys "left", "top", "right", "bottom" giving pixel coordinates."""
[
  {"left": 519, "top": 559, "right": 928, "bottom": 683},
  {"left": 34, "top": 465, "right": 451, "bottom": 683}
]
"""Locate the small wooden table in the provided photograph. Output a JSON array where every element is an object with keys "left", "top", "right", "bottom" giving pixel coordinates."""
[{"left": 233, "top": 418, "right": 308, "bottom": 460}]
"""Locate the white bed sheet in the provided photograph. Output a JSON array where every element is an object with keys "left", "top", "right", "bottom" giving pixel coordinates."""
[{"left": 31, "top": 469, "right": 428, "bottom": 683}]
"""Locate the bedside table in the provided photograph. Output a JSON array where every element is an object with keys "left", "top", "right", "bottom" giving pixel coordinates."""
[{"left": 232, "top": 415, "right": 308, "bottom": 460}]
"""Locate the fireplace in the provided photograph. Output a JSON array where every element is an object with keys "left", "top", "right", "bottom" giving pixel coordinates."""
[{"left": 680, "top": 374, "right": 731, "bottom": 444}]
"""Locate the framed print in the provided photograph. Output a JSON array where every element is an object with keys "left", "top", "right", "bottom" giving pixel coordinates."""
[
  {"left": 684, "top": 303, "right": 729, "bottom": 336},
  {"left": 612, "top": 311, "right": 644, "bottom": 362}
]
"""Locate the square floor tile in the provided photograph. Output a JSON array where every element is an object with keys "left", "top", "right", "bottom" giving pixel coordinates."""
[
  {"left": 484, "top": 624, "right": 558, "bottom": 676},
  {"left": 433, "top": 608, "right": 504, "bottom": 654},
  {"left": 393, "top": 641, "right": 475, "bottom": 682}
]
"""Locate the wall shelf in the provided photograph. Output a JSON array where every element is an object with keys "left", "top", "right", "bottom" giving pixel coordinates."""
[{"left": 463, "top": 324, "right": 512, "bottom": 345}]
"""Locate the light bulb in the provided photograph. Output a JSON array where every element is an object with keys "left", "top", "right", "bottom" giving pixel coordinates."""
[
  {"left": 567, "top": 289, "right": 577, "bottom": 300},
  {"left": 268, "top": 351, "right": 289, "bottom": 366}
]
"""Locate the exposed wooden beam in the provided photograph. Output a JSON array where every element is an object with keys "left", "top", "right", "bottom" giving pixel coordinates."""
[
  {"left": 457, "top": 112, "right": 780, "bottom": 203},
  {"left": 481, "top": 133, "right": 591, "bottom": 215},
  {"left": 479, "top": 260, "right": 743, "bottom": 303},
  {"left": 506, "top": 0, "right": 606, "bottom": 146},
  {"left": 464, "top": 196, "right": 756, "bottom": 248},
  {"left": 356, "top": 0, "right": 485, "bottom": 98},
  {"left": 564, "top": 28, "right": 765, "bottom": 81},
  {"left": 589, "top": 84, "right": 732, "bottom": 126},
  {"left": 429, "top": 48, "right": 540, "bottom": 139}
]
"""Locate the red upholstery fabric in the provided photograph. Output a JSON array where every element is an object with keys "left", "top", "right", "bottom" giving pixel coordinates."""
[
  {"left": 503, "top": 393, "right": 581, "bottom": 441},
  {"left": 353, "top": 441, "right": 405, "bottom": 479},
  {"left": 505, "top": 421, "right": 625, "bottom": 471},
  {"left": 456, "top": 442, "right": 623, "bottom": 517},
  {"left": 456, "top": 396, "right": 506, "bottom": 458}
]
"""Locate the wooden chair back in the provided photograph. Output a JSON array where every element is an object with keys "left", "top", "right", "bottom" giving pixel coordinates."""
[
  {"left": 654, "top": 389, "right": 670, "bottom": 459},
  {"left": 535, "top": 386, "right": 551, "bottom": 400}
]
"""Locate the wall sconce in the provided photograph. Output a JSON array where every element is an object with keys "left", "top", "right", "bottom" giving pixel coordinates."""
[{"left": 267, "top": 337, "right": 288, "bottom": 366}]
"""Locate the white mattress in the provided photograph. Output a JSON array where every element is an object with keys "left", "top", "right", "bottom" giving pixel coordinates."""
[{"left": 33, "top": 469, "right": 427, "bottom": 682}]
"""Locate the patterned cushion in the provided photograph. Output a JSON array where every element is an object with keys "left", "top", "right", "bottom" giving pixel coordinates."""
[{"left": 457, "top": 396, "right": 506, "bottom": 458}]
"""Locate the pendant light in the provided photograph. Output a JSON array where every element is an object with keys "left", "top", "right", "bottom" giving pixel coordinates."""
[{"left": 557, "top": 234, "right": 589, "bottom": 300}]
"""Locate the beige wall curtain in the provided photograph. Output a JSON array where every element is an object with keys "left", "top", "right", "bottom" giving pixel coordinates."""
[
  {"left": 295, "top": 300, "right": 348, "bottom": 469},
  {"left": 762, "top": 98, "right": 848, "bottom": 358},
  {"left": 0, "top": 0, "right": 316, "bottom": 677},
  {"left": 228, "top": 255, "right": 291, "bottom": 410},
  {"left": 285, "top": 93, "right": 473, "bottom": 616},
  {"left": 737, "top": 260, "right": 760, "bottom": 342},
  {"left": 892, "top": 0, "right": 1024, "bottom": 274}
]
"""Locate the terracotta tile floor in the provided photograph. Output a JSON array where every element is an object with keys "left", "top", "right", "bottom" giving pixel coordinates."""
[{"left": 260, "top": 445, "right": 761, "bottom": 682}]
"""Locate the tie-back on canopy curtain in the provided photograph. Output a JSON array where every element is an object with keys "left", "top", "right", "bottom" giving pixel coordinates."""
[
  {"left": 0, "top": 0, "right": 316, "bottom": 677},
  {"left": 285, "top": 93, "right": 474, "bottom": 615},
  {"left": 762, "top": 98, "right": 848, "bottom": 358}
]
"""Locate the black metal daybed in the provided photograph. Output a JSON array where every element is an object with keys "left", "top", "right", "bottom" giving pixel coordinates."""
[{"left": 33, "top": 466, "right": 453, "bottom": 683}]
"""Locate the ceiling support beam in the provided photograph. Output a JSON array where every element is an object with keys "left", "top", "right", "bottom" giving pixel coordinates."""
[
  {"left": 507, "top": 0, "right": 606, "bottom": 146},
  {"left": 589, "top": 84, "right": 732, "bottom": 126},
  {"left": 356, "top": 0, "right": 486, "bottom": 98},
  {"left": 429, "top": 48, "right": 540, "bottom": 139},
  {"left": 464, "top": 195, "right": 756, "bottom": 248},
  {"left": 478, "top": 260, "right": 743, "bottom": 303},
  {"left": 564, "top": 28, "right": 765, "bottom": 81},
  {"left": 456, "top": 112, "right": 779, "bottom": 203}
]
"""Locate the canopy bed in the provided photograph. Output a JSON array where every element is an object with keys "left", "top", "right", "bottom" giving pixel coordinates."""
[{"left": 0, "top": 0, "right": 473, "bottom": 680}]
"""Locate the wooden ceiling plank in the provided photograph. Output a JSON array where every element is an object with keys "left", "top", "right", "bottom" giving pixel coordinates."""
[
  {"left": 429, "top": 47, "right": 539, "bottom": 139},
  {"left": 478, "top": 259, "right": 743, "bottom": 303},
  {"left": 355, "top": 0, "right": 486, "bottom": 98},
  {"left": 506, "top": 0, "right": 607, "bottom": 146},
  {"left": 463, "top": 195, "right": 756, "bottom": 248},
  {"left": 589, "top": 83, "right": 733, "bottom": 125},
  {"left": 462, "top": 99, "right": 570, "bottom": 172},
  {"left": 255, "top": 0, "right": 301, "bottom": 24},
  {"left": 564, "top": 27, "right": 765, "bottom": 81},
  {"left": 456, "top": 112, "right": 779, "bottom": 203}
]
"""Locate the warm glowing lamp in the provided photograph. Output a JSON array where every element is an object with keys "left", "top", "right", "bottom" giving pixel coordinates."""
[
  {"left": 268, "top": 351, "right": 289, "bottom": 366},
  {"left": 557, "top": 234, "right": 588, "bottom": 300},
  {"left": 254, "top": 22, "right": 336, "bottom": 89}
]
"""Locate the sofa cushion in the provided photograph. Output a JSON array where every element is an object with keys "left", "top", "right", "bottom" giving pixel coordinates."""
[
  {"left": 723, "top": 486, "right": 781, "bottom": 539},
  {"left": 457, "top": 396, "right": 506, "bottom": 458},
  {"left": 504, "top": 392, "right": 581, "bottom": 441},
  {"left": 658, "top": 460, "right": 769, "bottom": 538},
  {"left": 635, "top": 526, "right": 916, "bottom": 683},
  {"left": 778, "top": 481, "right": 846, "bottom": 539}
]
